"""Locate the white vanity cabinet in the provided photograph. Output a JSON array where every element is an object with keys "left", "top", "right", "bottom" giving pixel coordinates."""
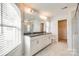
[
  {"left": 30, "top": 34, "right": 52, "bottom": 55},
  {"left": 24, "top": 34, "right": 52, "bottom": 56}
]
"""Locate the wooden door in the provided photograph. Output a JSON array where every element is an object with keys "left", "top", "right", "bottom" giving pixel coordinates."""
[{"left": 58, "top": 20, "right": 67, "bottom": 42}]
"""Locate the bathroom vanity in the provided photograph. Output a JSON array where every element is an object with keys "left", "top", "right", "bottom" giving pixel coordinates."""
[{"left": 24, "top": 33, "right": 53, "bottom": 56}]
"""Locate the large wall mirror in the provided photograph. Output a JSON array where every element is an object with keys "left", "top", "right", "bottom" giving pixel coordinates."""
[{"left": 23, "top": 11, "right": 51, "bottom": 33}]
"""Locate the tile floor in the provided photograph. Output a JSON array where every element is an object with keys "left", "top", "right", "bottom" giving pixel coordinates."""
[{"left": 35, "top": 42, "right": 74, "bottom": 56}]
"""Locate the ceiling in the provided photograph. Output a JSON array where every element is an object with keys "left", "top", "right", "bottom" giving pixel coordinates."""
[{"left": 25, "top": 3, "right": 77, "bottom": 17}]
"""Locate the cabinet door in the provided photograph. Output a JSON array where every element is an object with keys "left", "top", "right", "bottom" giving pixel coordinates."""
[
  {"left": 48, "top": 34, "right": 52, "bottom": 43},
  {"left": 41, "top": 35, "right": 47, "bottom": 47},
  {"left": 38, "top": 35, "right": 45, "bottom": 49},
  {"left": 31, "top": 38, "right": 40, "bottom": 55},
  {"left": 31, "top": 39, "right": 37, "bottom": 55},
  {"left": 43, "top": 35, "right": 51, "bottom": 47}
]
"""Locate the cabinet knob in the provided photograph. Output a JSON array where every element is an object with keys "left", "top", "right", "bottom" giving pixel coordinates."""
[{"left": 37, "top": 40, "right": 39, "bottom": 44}]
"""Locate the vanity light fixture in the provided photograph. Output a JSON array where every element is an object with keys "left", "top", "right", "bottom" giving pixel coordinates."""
[
  {"left": 25, "top": 7, "right": 39, "bottom": 15},
  {"left": 39, "top": 15, "right": 47, "bottom": 20},
  {"left": 25, "top": 7, "right": 33, "bottom": 14},
  {"left": 24, "top": 20, "right": 28, "bottom": 23}
]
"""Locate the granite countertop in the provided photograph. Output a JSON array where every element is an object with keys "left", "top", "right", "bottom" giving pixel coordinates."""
[{"left": 24, "top": 32, "right": 51, "bottom": 37}]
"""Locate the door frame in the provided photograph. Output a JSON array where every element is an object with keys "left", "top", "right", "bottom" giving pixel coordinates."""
[
  {"left": 57, "top": 19, "right": 69, "bottom": 48},
  {"left": 58, "top": 19, "right": 67, "bottom": 41}
]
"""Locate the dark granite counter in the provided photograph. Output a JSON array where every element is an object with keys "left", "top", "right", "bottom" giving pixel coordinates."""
[{"left": 24, "top": 32, "right": 51, "bottom": 37}]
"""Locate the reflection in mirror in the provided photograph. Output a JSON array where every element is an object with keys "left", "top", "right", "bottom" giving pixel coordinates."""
[{"left": 23, "top": 11, "right": 51, "bottom": 34}]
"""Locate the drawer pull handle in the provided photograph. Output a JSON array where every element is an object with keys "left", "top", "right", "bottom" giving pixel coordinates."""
[{"left": 37, "top": 41, "right": 39, "bottom": 44}]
